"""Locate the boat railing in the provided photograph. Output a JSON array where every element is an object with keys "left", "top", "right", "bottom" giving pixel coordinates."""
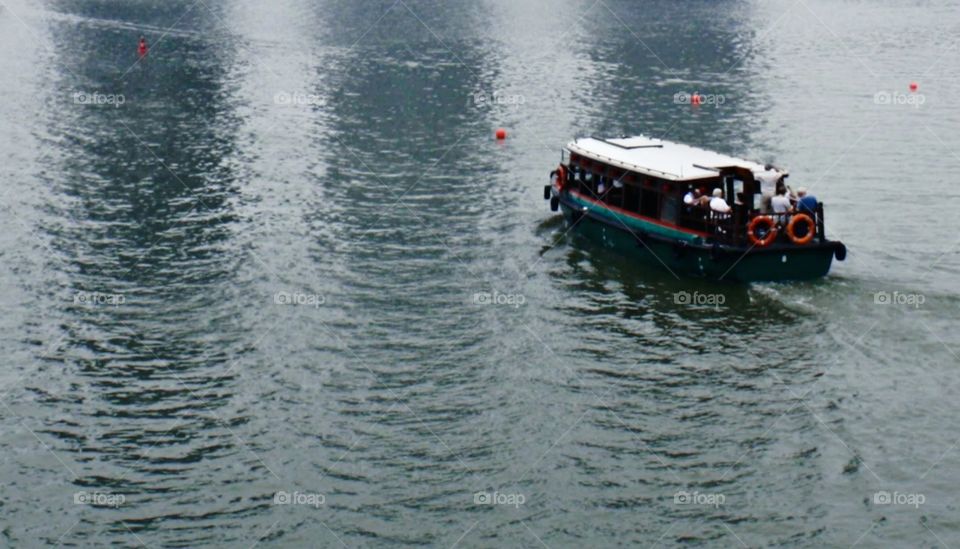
[{"left": 686, "top": 203, "right": 827, "bottom": 246}]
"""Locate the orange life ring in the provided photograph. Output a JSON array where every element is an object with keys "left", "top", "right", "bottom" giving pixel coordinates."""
[
  {"left": 787, "top": 213, "right": 815, "bottom": 245},
  {"left": 747, "top": 216, "right": 778, "bottom": 247},
  {"left": 556, "top": 164, "right": 567, "bottom": 190}
]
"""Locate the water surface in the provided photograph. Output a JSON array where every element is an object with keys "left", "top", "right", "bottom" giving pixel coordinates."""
[{"left": 1, "top": 0, "right": 958, "bottom": 546}]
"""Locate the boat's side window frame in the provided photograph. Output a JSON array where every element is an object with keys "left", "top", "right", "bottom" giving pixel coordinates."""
[
  {"left": 660, "top": 183, "right": 680, "bottom": 225},
  {"left": 604, "top": 167, "right": 623, "bottom": 207},
  {"left": 639, "top": 178, "right": 661, "bottom": 219},
  {"left": 621, "top": 173, "right": 640, "bottom": 213}
]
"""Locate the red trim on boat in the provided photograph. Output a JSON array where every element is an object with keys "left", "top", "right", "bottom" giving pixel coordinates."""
[{"left": 565, "top": 188, "right": 711, "bottom": 238}]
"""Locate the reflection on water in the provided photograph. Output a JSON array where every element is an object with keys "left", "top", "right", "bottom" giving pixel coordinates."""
[{"left": 0, "top": 0, "right": 959, "bottom": 546}]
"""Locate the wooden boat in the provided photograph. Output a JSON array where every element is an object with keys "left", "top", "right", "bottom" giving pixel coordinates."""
[{"left": 543, "top": 136, "right": 846, "bottom": 282}]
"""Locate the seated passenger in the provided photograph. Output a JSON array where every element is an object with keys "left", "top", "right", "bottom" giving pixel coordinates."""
[
  {"left": 683, "top": 187, "right": 709, "bottom": 207},
  {"left": 796, "top": 187, "right": 818, "bottom": 215},
  {"left": 709, "top": 188, "right": 731, "bottom": 214}
]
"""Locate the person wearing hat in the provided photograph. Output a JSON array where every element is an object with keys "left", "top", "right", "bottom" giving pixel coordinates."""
[{"left": 796, "top": 187, "right": 818, "bottom": 216}]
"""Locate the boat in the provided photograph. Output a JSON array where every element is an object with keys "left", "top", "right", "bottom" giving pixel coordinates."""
[{"left": 543, "top": 136, "right": 846, "bottom": 282}]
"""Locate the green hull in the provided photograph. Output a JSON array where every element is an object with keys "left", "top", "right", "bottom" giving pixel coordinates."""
[{"left": 557, "top": 193, "right": 841, "bottom": 282}]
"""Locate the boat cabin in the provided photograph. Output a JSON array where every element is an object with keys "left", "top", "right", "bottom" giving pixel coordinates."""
[{"left": 560, "top": 136, "right": 824, "bottom": 246}]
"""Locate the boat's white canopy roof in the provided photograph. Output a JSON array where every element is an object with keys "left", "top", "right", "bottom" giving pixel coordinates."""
[{"left": 566, "top": 136, "right": 784, "bottom": 182}]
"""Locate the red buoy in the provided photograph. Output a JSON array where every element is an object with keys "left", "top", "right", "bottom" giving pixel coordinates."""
[
  {"left": 138, "top": 36, "right": 148, "bottom": 58},
  {"left": 691, "top": 93, "right": 702, "bottom": 106},
  {"left": 495, "top": 128, "right": 507, "bottom": 140},
  {"left": 909, "top": 82, "right": 919, "bottom": 92}
]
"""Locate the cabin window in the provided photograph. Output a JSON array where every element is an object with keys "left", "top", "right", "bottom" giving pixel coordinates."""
[
  {"left": 605, "top": 178, "right": 623, "bottom": 207},
  {"left": 731, "top": 178, "right": 744, "bottom": 202},
  {"left": 570, "top": 167, "right": 584, "bottom": 194},
  {"left": 578, "top": 170, "right": 600, "bottom": 198},
  {"left": 622, "top": 183, "right": 639, "bottom": 213},
  {"left": 640, "top": 188, "right": 659, "bottom": 218},
  {"left": 661, "top": 194, "right": 679, "bottom": 224}
]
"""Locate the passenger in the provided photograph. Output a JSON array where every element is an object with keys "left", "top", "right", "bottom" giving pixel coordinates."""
[
  {"left": 597, "top": 177, "right": 606, "bottom": 195},
  {"left": 796, "top": 187, "right": 818, "bottom": 215},
  {"left": 774, "top": 180, "right": 796, "bottom": 204},
  {"left": 755, "top": 164, "right": 779, "bottom": 214},
  {"left": 683, "top": 187, "right": 709, "bottom": 207},
  {"left": 709, "top": 188, "right": 731, "bottom": 214},
  {"left": 771, "top": 186, "right": 793, "bottom": 224}
]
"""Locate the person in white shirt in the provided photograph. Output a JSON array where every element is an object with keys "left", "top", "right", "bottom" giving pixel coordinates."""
[
  {"left": 709, "top": 188, "right": 731, "bottom": 213},
  {"left": 754, "top": 164, "right": 780, "bottom": 193},
  {"left": 771, "top": 187, "right": 793, "bottom": 215},
  {"left": 754, "top": 164, "right": 780, "bottom": 213},
  {"left": 683, "top": 187, "right": 708, "bottom": 207}
]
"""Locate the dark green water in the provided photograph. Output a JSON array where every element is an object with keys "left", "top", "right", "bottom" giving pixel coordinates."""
[{"left": 1, "top": 0, "right": 958, "bottom": 547}]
